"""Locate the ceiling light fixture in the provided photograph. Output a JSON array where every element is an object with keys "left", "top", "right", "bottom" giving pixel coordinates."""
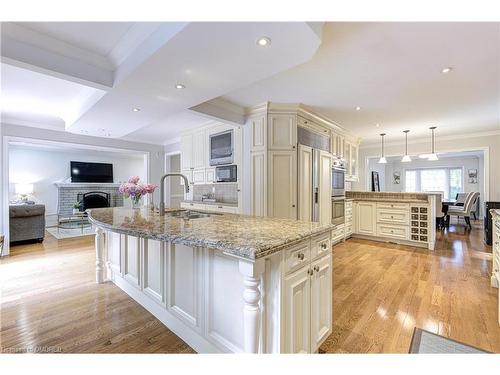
[
  {"left": 133, "top": 108, "right": 141, "bottom": 112},
  {"left": 401, "top": 130, "right": 412, "bottom": 163},
  {"left": 427, "top": 126, "right": 439, "bottom": 161},
  {"left": 256, "top": 36, "right": 271, "bottom": 47},
  {"left": 441, "top": 67, "right": 453, "bottom": 74},
  {"left": 419, "top": 126, "right": 439, "bottom": 161},
  {"left": 375, "top": 123, "right": 380, "bottom": 128},
  {"left": 378, "top": 133, "right": 387, "bottom": 164},
  {"left": 175, "top": 83, "right": 185, "bottom": 89},
  {"left": 355, "top": 106, "right": 361, "bottom": 111}
]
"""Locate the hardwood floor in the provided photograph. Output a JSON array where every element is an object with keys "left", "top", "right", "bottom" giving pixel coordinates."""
[
  {"left": 321, "top": 220, "right": 500, "bottom": 353},
  {"left": 1, "top": 220, "right": 498, "bottom": 353}
]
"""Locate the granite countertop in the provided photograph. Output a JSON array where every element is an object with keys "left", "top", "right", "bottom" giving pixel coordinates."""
[
  {"left": 87, "top": 207, "right": 334, "bottom": 260},
  {"left": 348, "top": 198, "right": 428, "bottom": 203},
  {"left": 182, "top": 200, "right": 238, "bottom": 207}
]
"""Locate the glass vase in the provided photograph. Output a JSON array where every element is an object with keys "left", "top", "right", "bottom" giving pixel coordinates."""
[{"left": 131, "top": 196, "right": 143, "bottom": 209}]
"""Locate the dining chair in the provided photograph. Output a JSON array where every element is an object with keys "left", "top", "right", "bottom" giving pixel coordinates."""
[{"left": 447, "top": 192, "right": 479, "bottom": 230}]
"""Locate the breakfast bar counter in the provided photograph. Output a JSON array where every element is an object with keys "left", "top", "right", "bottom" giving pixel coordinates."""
[{"left": 88, "top": 207, "right": 335, "bottom": 353}]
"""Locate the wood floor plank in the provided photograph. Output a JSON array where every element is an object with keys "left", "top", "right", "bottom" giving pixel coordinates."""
[{"left": 1, "top": 220, "right": 498, "bottom": 353}]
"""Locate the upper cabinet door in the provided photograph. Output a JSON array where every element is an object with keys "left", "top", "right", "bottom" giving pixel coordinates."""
[
  {"left": 318, "top": 150, "right": 332, "bottom": 225},
  {"left": 191, "top": 131, "right": 205, "bottom": 169},
  {"left": 181, "top": 134, "right": 193, "bottom": 170},
  {"left": 268, "top": 114, "right": 297, "bottom": 151},
  {"left": 298, "top": 145, "right": 313, "bottom": 222},
  {"left": 350, "top": 143, "right": 358, "bottom": 181}
]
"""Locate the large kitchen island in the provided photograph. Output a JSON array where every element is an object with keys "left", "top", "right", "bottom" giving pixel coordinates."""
[{"left": 87, "top": 207, "right": 334, "bottom": 353}]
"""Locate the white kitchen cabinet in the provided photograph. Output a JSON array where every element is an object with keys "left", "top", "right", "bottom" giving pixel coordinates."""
[
  {"left": 192, "top": 168, "right": 206, "bottom": 184},
  {"left": 192, "top": 131, "right": 206, "bottom": 169},
  {"left": 180, "top": 134, "right": 193, "bottom": 170},
  {"left": 284, "top": 267, "right": 311, "bottom": 353},
  {"left": 345, "top": 200, "right": 353, "bottom": 238},
  {"left": 284, "top": 251, "right": 332, "bottom": 353},
  {"left": 268, "top": 150, "right": 297, "bottom": 219},
  {"left": 311, "top": 254, "right": 332, "bottom": 350},
  {"left": 205, "top": 168, "right": 216, "bottom": 183},
  {"left": 268, "top": 114, "right": 297, "bottom": 151},
  {"left": 250, "top": 151, "right": 266, "bottom": 216},
  {"left": 345, "top": 141, "right": 359, "bottom": 182},
  {"left": 355, "top": 201, "right": 376, "bottom": 236},
  {"left": 298, "top": 145, "right": 313, "bottom": 222},
  {"left": 331, "top": 131, "right": 345, "bottom": 159}
]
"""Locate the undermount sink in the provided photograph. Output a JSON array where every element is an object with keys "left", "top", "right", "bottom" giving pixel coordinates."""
[{"left": 167, "top": 210, "right": 220, "bottom": 220}]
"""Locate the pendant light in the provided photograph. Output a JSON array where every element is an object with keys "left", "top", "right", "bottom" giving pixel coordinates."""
[
  {"left": 427, "top": 126, "right": 439, "bottom": 161},
  {"left": 401, "top": 130, "right": 412, "bottom": 162},
  {"left": 378, "top": 133, "right": 387, "bottom": 164}
]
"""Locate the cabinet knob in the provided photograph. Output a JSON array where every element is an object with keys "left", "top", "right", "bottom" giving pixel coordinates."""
[
  {"left": 297, "top": 252, "right": 305, "bottom": 260},
  {"left": 314, "top": 266, "right": 320, "bottom": 272},
  {"left": 292, "top": 204, "right": 296, "bottom": 208},
  {"left": 293, "top": 145, "right": 296, "bottom": 149},
  {"left": 321, "top": 243, "right": 328, "bottom": 249},
  {"left": 308, "top": 269, "right": 313, "bottom": 276}
]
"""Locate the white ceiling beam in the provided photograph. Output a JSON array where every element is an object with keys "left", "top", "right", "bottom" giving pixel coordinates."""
[
  {"left": 188, "top": 97, "right": 246, "bottom": 126},
  {"left": 1, "top": 23, "right": 113, "bottom": 90}
]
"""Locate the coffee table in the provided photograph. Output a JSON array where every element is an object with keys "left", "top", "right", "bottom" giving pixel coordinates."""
[{"left": 57, "top": 212, "right": 91, "bottom": 234}]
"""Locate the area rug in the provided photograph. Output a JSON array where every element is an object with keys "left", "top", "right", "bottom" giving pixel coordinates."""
[
  {"left": 409, "top": 328, "right": 489, "bottom": 353},
  {"left": 46, "top": 226, "right": 94, "bottom": 239}
]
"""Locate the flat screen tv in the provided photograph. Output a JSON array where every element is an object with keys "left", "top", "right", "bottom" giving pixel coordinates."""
[{"left": 71, "top": 161, "right": 113, "bottom": 183}]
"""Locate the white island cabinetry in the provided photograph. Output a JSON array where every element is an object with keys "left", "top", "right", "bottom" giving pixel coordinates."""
[{"left": 90, "top": 208, "right": 334, "bottom": 353}]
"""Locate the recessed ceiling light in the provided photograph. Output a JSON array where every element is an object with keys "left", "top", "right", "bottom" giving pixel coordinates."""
[
  {"left": 375, "top": 123, "right": 380, "bottom": 127},
  {"left": 256, "top": 37, "right": 271, "bottom": 47},
  {"left": 355, "top": 106, "right": 361, "bottom": 111},
  {"left": 441, "top": 67, "right": 453, "bottom": 74},
  {"left": 133, "top": 108, "right": 141, "bottom": 112},
  {"left": 175, "top": 83, "right": 185, "bottom": 89}
]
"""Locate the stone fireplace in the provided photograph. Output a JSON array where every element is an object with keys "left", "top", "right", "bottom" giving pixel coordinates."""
[{"left": 56, "top": 183, "right": 123, "bottom": 215}]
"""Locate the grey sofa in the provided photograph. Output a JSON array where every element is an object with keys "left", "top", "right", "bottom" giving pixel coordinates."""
[{"left": 9, "top": 204, "right": 45, "bottom": 243}]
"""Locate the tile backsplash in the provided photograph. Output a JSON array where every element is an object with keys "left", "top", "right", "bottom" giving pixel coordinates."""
[{"left": 193, "top": 183, "right": 238, "bottom": 204}]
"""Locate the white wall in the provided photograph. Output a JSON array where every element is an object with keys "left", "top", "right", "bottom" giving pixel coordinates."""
[
  {"left": 354, "top": 132, "right": 500, "bottom": 204},
  {"left": 367, "top": 158, "right": 386, "bottom": 191},
  {"left": 8, "top": 146, "right": 146, "bottom": 218},
  {"left": 1, "top": 123, "right": 166, "bottom": 256},
  {"left": 381, "top": 155, "right": 482, "bottom": 194}
]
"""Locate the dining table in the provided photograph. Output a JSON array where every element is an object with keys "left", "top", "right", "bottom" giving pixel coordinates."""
[{"left": 442, "top": 198, "right": 457, "bottom": 227}]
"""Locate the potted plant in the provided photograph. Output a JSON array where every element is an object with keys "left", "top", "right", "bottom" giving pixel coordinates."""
[
  {"left": 119, "top": 176, "right": 157, "bottom": 209},
  {"left": 72, "top": 202, "right": 81, "bottom": 214}
]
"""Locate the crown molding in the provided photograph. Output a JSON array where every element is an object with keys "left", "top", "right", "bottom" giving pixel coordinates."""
[{"left": 360, "top": 129, "right": 500, "bottom": 149}]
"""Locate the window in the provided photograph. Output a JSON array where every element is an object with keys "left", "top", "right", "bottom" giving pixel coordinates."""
[{"left": 404, "top": 168, "right": 463, "bottom": 200}]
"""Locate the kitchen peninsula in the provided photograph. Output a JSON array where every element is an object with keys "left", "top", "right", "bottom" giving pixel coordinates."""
[
  {"left": 346, "top": 191, "right": 437, "bottom": 250},
  {"left": 88, "top": 207, "right": 334, "bottom": 353}
]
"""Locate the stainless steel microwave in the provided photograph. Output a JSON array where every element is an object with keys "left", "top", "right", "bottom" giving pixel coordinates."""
[
  {"left": 209, "top": 129, "right": 234, "bottom": 166},
  {"left": 216, "top": 165, "right": 237, "bottom": 183}
]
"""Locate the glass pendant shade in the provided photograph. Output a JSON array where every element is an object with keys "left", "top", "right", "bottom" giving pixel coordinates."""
[
  {"left": 401, "top": 130, "right": 411, "bottom": 162},
  {"left": 427, "top": 153, "right": 439, "bottom": 161},
  {"left": 378, "top": 133, "right": 387, "bottom": 164}
]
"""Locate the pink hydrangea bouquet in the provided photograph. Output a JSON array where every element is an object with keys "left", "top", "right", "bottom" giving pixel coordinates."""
[{"left": 119, "top": 176, "right": 157, "bottom": 208}]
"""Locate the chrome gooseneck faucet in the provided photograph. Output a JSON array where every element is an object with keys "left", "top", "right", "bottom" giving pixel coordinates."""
[{"left": 159, "top": 173, "right": 190, "bottom": 216}]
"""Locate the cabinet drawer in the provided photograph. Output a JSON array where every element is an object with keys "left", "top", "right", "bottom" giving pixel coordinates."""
[
  {"left": 377, "top": 209, "right": 409, "bottom": 225},
  {"left": 377, "top": 202, "right": 409, "bottom": 211},
  {"left": 285, "top": 241, "right": 311, "bottom": 274},
  {"left": 345, "top": 208, "right": 353, "bottom": 217},
  {"left": 376, "top": 224, "right": 408, "bottom": 240},
  {"left": 311, "top": 232, "right": 331, "bottom": 259}
]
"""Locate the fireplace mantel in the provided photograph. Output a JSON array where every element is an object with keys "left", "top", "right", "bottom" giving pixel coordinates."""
[{"left": 55, "top": 183, "right": 122, "bottom": 188}]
